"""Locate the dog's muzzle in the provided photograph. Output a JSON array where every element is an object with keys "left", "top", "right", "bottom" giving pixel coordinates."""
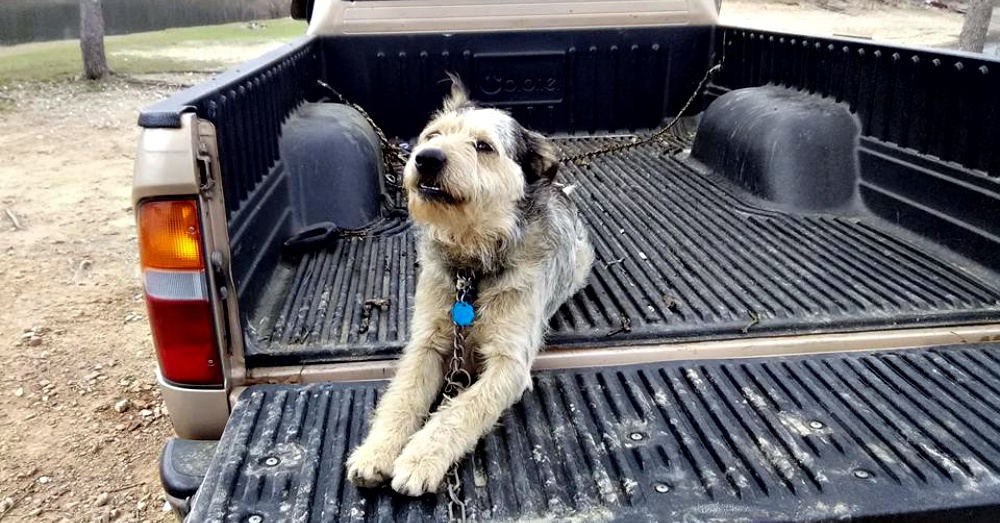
[{"left": 413, "top": 148, "right": 455, "bottom": 202}]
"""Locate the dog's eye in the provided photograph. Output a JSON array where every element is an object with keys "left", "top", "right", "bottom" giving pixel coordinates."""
[
  {"left": 475, "top": 141, "right": 494, "bottom": 153},
  {"left": 423, "top": 132, "right": 440, "bottom": 141}
]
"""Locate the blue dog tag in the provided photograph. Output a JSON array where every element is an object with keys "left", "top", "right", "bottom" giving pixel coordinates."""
[{"left": 451, "top": 301, "right": 475, "bottom": 327}]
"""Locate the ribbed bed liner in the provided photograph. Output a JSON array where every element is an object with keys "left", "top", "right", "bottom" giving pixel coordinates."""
[
  {"left": 247, "top": 137, "right": 1000, "bottom": 365},
  {"left": 189, "top": 344, "right": 1000, "bottom": 522}
]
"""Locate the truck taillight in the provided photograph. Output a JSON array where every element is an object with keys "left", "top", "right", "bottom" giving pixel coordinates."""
[{"left": 137, "top": 199, "right": 223, "bottom": 386}]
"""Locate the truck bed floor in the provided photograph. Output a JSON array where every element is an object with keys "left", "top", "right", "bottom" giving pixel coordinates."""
[
  {"left": 248, "top": 137, "right": 1000, "bottom": 365},
  {"left": 189, "top": 344, "right": 1000, "bottom": 522}
]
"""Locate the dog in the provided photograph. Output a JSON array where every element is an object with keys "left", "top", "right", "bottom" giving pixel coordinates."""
[{"left": 345, "top": 75, "right": 594, "bottom": 496}]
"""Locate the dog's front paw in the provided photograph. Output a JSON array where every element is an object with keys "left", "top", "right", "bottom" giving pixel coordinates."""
[
  {"left": 346, "top": 440, "right": 398, "bottom": 488},
  {"left": 391, "top": 445, "right": 451, "bottom": 496}
]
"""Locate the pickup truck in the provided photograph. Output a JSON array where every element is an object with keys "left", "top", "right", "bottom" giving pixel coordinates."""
[{"left": 133, "top": 0, "right": 1000, "bottom": 521}]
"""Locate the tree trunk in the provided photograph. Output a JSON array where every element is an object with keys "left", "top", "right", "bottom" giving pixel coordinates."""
[
  {"left": 960, "top": 0, "right": 993, "bottom": 53},
  {"left": 79, "top": 0, "right": 108, "bottom": 80}
]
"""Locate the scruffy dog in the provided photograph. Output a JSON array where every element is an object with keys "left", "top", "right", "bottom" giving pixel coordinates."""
[{"left": 345, "top": 76, "right": 594, "bottom": 496}]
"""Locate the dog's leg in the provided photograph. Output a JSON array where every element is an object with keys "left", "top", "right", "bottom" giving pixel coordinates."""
[
  {"left": 345, "top": 344, "right": 445, "bottom": 486},
  {"left": 573, "top": 230, "right": 595, "bottom": 293},
  {"left": 391, "top": 290, "right": 543, "bottom": 496},
  {"left": 346, "top": 276, "right": 452, "bottom": 487}
]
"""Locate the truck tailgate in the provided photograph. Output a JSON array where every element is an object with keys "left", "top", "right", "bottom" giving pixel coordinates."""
[{"left": 188, "top": 343, "right": 1000, "bottom": 522}]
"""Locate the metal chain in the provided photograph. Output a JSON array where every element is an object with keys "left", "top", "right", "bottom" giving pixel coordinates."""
[
  {"left": 318, "top": 69, "right": 718, "bottom": 522},
  {"left": 315, "top": 80, "right": 409, "bottom": 189},
  {"left": 320, "top": 65, "right": 720, "bottom": 175},
  {"left": 444, "top": 466, "right": 467, "bottom": 523},
  {"left": 443, "top": 324, "right": 472, "bottom": 399},
  {"left": 443, "top": 272, "right": 474, "bottom": 397},
  {"left": 441, "top": 270, "right": 475, "bottom": 523},
  {"left": 313, "top": 67, "right": 722, "bottom": 522},
  {"left": 559, "top": 64, "right": 722, "bottom": 166}
]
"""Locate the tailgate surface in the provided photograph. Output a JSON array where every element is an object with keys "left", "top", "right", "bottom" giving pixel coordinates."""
[{"left": 190, "top": 343, "right": 1000, "bottom": 522}]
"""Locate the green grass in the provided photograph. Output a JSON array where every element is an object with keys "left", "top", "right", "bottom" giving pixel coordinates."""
[{"left": 0, "top": 18, "right": 306, "bottom": 84}]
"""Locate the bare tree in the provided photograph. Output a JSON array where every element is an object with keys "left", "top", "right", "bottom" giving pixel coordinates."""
[
  {"left": 79, "top": 0, "right": 108, "bottom": 80},
  {"left": 960, "top": 0, "right": 994, "bottom": 53},
  {"left": 254, "top": 0, "right": 288, "bottom": 19}
]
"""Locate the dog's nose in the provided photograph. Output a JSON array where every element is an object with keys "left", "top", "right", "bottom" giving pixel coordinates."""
[{"left": 414, "top": 148, "right": 446, "bottom": 176}]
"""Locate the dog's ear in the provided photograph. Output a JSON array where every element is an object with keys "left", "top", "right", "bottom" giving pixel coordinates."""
[
  {"left": 519, "top": 128, "right": 559, "bottom": 184},
  {"left": 441, "top": 72, "right": 472, "bottom": 113}
]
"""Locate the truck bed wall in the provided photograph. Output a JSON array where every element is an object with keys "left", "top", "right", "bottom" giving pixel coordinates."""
[
  {"left": 714, "top": 27, "right": 999, "bottom": 174},
  {"left": 713, "top": 27, "right": 1000, "bottom": 272},
  {"left": 317, "top": 27, "right": 714, "bottom": 138}
]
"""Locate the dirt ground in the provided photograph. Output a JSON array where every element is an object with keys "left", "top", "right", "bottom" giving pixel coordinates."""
[
  {"left": 0, "top": 3, "right": 975, "bottom": 523},
  {"left": 0, "top": 77, "right": 210, "bottom": 523}
]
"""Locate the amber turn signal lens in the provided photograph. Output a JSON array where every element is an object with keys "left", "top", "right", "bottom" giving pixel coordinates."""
[{"left": 138, "top": 200, "right": 204, "bottom": 270}]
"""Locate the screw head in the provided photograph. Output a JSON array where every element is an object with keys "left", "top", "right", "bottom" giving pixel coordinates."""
[
  {"left": 264, "top": 457, "right": 280, "bottom": 467},
  {"left": 808, "top": 420, "right": 825, "bottom": 430},
  {"left": 247, "top": 516, "right": 264, "bottom": 523},
  {"left": 853, "top": 469, "right": 872, "bottom": 479},
  {"left": 654, "top": 483, "right": 671, "bottom": 493},
  {"left": 628, "top": 432, "right": 645, "bottom": 441}
]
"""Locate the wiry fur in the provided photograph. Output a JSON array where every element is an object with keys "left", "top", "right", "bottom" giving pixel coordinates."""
[{"left": 346, "top": 76, "right": 594, "bottom": 496}]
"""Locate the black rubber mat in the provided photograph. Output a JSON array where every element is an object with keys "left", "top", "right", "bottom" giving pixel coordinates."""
[
  {"left": 188, "top": 344, "right": 1000, "bottom": 522},
  {"left": 247, "top": 137, "right": 1000, "bottom": 365}
]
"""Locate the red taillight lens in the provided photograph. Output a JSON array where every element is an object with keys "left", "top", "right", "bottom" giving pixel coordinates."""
[
  {"left": 146, "top": 299, "right": 223, "bottom": 384},
  {"left": 137, "top": 200, "right": 223, "bottom": 386}
]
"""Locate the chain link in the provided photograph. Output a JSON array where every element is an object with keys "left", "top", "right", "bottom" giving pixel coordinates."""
[
  {"left": 445, "top": 467, "right": 467, "bottom": 523},
  {"left": 559, "top": 64, "right": 721, "bottom": 166},
  {"left": 442, "top": 323, "right": 472, "bottom": 399}
]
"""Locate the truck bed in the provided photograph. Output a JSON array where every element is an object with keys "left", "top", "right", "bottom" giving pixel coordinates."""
[
  {"left": 137, "top": 28, "right": 1000, "bottom": 368},
  {"left": 137, "top": 25, "right": 1000, "bottom": 522},
  {"left": 246, "top": 135, "right": 1000, "bottom": 365},
  {"left": 188, "top": 343, "right": 1000, "bottom": 522}
]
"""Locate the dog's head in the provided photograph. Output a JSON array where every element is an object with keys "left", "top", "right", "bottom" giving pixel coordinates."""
[{"left": 403, "top": 75, "right": 558, "bottom": 236}]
